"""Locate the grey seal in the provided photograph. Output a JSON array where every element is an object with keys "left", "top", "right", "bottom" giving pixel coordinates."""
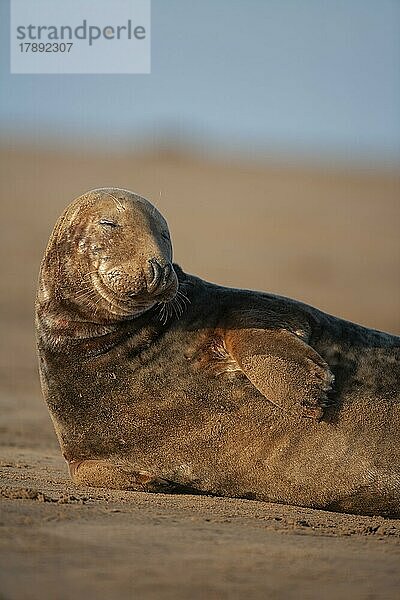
[{"left": 35, "top": 188, "right": 400, "bottom": 516}]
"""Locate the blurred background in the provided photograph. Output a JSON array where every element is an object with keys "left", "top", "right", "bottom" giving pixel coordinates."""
[{"left": 0, "top": 0, "right": 399, "bottom": 439}]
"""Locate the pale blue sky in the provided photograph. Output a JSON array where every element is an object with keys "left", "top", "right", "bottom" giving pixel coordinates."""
[{"left": 1, "top": 0, "right": 399, "bottom": 165}]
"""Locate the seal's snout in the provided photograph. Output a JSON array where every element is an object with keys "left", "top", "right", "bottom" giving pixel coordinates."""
[{"left": 146, "top": 259, "right": 175, "bottom": 295}]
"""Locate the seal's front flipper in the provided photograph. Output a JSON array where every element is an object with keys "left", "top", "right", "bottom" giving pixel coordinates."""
[
  {"left": 225, "top": 328, "right": 334, "bottom": 420},
  {"left": 68, "top": 459, "right": 166, "bottom": 492},
  {"left": 68, "top": 459, "right": 203, "bottom": 494}
]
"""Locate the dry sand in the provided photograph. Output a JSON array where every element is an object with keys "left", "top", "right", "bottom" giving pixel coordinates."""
[{"left": 0, "top": 144, "right": 399, "bottom": 599}]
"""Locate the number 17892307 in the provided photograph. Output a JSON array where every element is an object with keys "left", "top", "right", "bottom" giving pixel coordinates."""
[{"left": 19, "top": 42, "right": 74, "bottom": 52}]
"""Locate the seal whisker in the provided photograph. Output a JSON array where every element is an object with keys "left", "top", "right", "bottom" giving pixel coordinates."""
[
  {"left": 177, "top": 288, "right": 190, "bottom": 301},
  {"left": 75, "top": 290, "right": 97, "bottom": 301},
  {"left": 171, "top": 299, "right": 181, "bottom": 320},
  {"left": 76, "top": 292, "right": 96, "bottom": 303},
  {"left": 174, "top": 294, "right": 186, "bottom": 317},
  {"left": 78, "top": 283, "right": 93, "bottom": 292},
  {"left": 75, "top": 286, "right": 98, "bottom": 300},
  {"left": 75, "top": 287, "right": 92, "bottom": 296},
  {"left": 159, "top": 305, "right": 166, "bottom": 325},
  {"left": 156, "top": 302, "right": 167, "bottom": 325},
  {"left": 177, "top": 289, "right": 191, "bottom": 306},
  {"left": 164, "top": 303, "right": 171, "bottom": 325},
  {"left": 78, "top": 293, "right": 98, "bottom": 305},
  {"left": 173, "top": 296, "right": 184, "bottom": 318},
  {"left": 168, "top": 300, "right": 177, "bottom": 320},
  {"left": 171, "top": 297, "right": 183, "bottom": 319},
  {"left": 92, "top": 294, "right": 103, "bottom": 318}
]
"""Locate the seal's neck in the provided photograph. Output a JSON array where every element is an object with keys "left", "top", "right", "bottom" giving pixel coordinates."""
[{"left": 35, "top": 296, "right": 161, "bottom": 355}]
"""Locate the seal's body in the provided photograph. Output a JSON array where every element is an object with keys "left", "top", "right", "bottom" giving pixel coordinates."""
[{"left": 36, "top": 189, "right": 400, "bottom": 516}]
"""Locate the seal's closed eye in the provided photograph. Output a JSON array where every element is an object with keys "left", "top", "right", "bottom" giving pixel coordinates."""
[{"left": 99, "top": 219, "right": 118, "bottom": 228}]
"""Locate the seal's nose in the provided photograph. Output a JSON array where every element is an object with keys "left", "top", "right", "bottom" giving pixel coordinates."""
[{"left": 146, "top": 259, "right": 173, "bottom": 294}]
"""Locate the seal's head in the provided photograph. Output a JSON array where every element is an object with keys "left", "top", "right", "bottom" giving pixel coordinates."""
[{"left": 38, "top": 188, "right": 178, "bottom": 322}]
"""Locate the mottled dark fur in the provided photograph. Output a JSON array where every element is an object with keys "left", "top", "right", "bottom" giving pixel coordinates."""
[{"left": 36, "top": 189, "right": 400, "bottom": 517}]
